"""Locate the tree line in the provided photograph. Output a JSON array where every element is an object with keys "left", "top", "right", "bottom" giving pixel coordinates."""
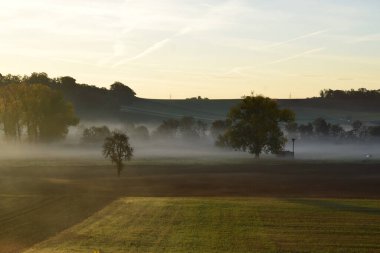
[
  {"left": 0, "top": 72, "right": 137, "bottom": 120},
  {"left": 319, "top": 88, "right": 380, "bottom": 100},
  {"left": 0, "top": 84, "right": 78, "bottom": 141},
  {"left": 285, "top": 118, "right": 380, "bottom": 141}
]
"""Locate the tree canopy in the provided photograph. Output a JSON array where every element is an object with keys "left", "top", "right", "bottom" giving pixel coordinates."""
[
  {"left": 103, "top": 132, "right": 134, "bottom": 177},
  {"left": 82, "top": 125, "right": 111, "bottom": 144},
  {"left": 220, "top": 96, "right": 295, "bottom": 158},
  {"left": 0, "top": 72, "right": 137, "bottom": 120},
  {"left": 0, "top": 83, "right": 79, "bottom": 142}
]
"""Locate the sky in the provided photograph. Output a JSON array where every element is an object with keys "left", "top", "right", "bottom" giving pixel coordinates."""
[{"left": 0, "top": 0, "right": 379, "bottom": 99}]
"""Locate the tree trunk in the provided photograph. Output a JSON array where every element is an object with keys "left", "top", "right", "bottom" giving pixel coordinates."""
[{"left": 117, "top": 162, "right": 123, "bottom": 177}]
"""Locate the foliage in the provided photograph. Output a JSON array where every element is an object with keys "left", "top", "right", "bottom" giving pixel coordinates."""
[
  {"left": 153, "top": 119, "right": 180, "bottom": 138},
  {"left": 179, "top": 116, "right": 208, "bottom": 139},
  {"left": 153, "top": 117, "right": 207, "bottom": 139},
  {"left": 287, "top": 118, "right": 380, "bottom": 141},
  {"left": 329, "top": 124, "right": 345, "bottom": 137},
  {"left": 220, "top": 96, "right": 295, "bottom": 158},
  {"left": 320, "top": 88, "right": 380, "bottom": 100},
  {"left": 313, "top": 117, "right": 330, "bottom": 136},
  {"left": 210, "top": 119, "right": 230, "bottom": 139},
  {"left": 297, "top": 123, "right": 314, "bottom": 137},
  {"left": 368, "top": 126, "right": 380, "bottom": 137},
  {"left": 103, "top": 132, "right": 134, "bottom": 176},
  {"left": 186, "top": 96, "right": 209, "bottom": 100},
  {"left": 110, "top": 82, "right": 136, "bottom": 104},
  {"left": 285, "top": 122, "right": 298, "bottom": 135},
  {"left": 82, "top": 126, "right": 111, "bottom": 144},
  {"left": 132, "top": 125, "right": 150, "bottom": 140},
  {"left": 0, "top": 72, "right": 137, "bottom": 120},
  {"left": 0, "top": 83, "right": 79, "bottom": 141}
]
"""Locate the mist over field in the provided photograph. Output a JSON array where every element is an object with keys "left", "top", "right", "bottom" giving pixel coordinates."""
[
  {"left": 285, "top": 141, "right": 380, "bottom": 160},
  {"left": 0, "top": 123, "right": 378, "bottom": 161},
  {"left": 2, "top": 0, "right": 380, "bottom": 252}
]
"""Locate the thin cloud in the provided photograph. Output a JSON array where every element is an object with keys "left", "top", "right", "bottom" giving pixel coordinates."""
[
  {"left": 112, "top": 38, "right": 172, "bottom": 67},
  {"left": 266, "top": 47, "right": 325, "bottom": 65},
  {"left": 228, "top": 47, "right": 325, "bottom": 75},
  {"left": 350, "top": 34, "right": 380, "bottom": 44},
  {"left": 250, "top": 29, "right": 329, "bottom": 51},
  {"left": 111, "top": 0, "right": 244, "bottom": 68}
]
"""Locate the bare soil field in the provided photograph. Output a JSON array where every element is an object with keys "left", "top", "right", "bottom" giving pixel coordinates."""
[{"left": 0, "top": 159, "right": 379, "bottom": 252}]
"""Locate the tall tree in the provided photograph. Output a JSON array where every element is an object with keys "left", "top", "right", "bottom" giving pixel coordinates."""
[
  {"left": 0, "top": 84, "right": 79, "bottom": 142},
  {"left": 220, "top": 96, "right": 295, "bottom": 158},
  {"left": 103, "top": 132, "right": 134, "bottom": 177}
]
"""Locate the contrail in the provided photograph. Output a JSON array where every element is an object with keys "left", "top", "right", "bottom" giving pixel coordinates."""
[
  {"left": 112, "top": 38, "right": 172, "bottom": 67},
  {"left": 251, "top": 29, "right": 329, "bottom": 51},
  {"left": 350, "top": 34, "right": 380, "bottom": 44},
  {"left": 266, "top": 47, "right": 325, "bottom": 65},
  {"left": 228, "top": 47, "right": 325, "bottom": 74},
  {"left": 112, "top": 0, "right": 238, "bottom": 68}
]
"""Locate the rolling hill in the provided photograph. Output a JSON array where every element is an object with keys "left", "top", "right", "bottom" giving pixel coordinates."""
[{"left": 120, "top": 97, "right": 380, "bottom": 125}]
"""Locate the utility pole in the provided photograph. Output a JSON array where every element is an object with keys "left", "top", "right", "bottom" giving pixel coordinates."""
[{"left": 292, "top": 138, "right": 296, "bottom": 158}]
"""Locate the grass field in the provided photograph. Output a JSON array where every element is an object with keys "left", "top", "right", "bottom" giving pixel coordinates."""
[
  {"left": 0, "top": 158, "right": 379, "bottom": 253},
  {"left": 24, "top": 197, "right": 380, "bottom": 253}
]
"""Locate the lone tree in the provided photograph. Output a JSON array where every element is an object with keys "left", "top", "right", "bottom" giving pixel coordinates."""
[
  {"left": 219, "top": 95, "right": 295, "bottom": 158},
  {"left": 103, "top": 132, "right": 134, "bottom": 176}
]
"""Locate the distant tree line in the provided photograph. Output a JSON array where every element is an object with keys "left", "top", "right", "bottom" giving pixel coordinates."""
[
  {"left": 318, "top": 88, "right": 380, "bottom": 111},
  {"left": 82, "top": 116, "right": 209, "bottom": 145},
  {"left": 286, "top": 118, "right": 380, "bottom": 141},
  {"left": 0, "top": 72, "right": 137, "bottom": 120},
  {"left": 153, "top": 116, "right": 208, "bottom": 139},
  {"left": 81, "top": 123, "right": 150, "bottom": 145},
  {"left": 319, "top": 88, "right": 380, "bottom": 100},
  {"left": 186, "top": 96, "right": 209, "bottom": 101}
]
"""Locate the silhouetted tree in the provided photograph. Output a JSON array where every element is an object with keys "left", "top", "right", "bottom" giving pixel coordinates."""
[
  {"left": 179, "top": 116, "right": 198, "bottom": 139},
  {"left": 285, "top": 122, "right": 298, "bottom": 135},
  {"left": 24, "top": 72, "right": 51, "bottom": 85},
  {"left": 298, "top": 123, "right": 314, "bottom": 137},
  {"left": 132, "top": 125, "right": 150, "bottom": 140},
  {"left": 368, "top": 126, "right": 380, "bottom": 137},
  {"left": 320, "top": 88, "right": 380, "bottom": 100},
  {"left": 220, "top": 96, "right": 295, "bottom": 158},
  {"left": 352, "top": 120, "right": 363, "bottom": 132},
  {"left": 110, "top": 82, "right": 136, "bottom": 104},
  {"left": 82, "top": 126, "right": 111, "bottom": 144},
  {"left": 329, "top": 124, "right": 345, "bottom": 138},
  {"left": 59, "top": 76, "right": 77, "bottom": 87},
  {"left": 210, "top": 120, "right": 230, "bottom": 139},
  {"left": 195, "top": 120, "right": 208, "bottom": 138},
  {"left": 103, "top": 132, "right": 134, "bottom": 177},
  {"left": 153, "top": 119, "right": 179, "bottom": 138},
  {"left": 313, "top": 118, "right": 330, "bottom": 136}
]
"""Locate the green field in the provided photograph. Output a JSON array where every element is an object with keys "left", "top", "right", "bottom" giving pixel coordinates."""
[
  {"left": 1, "top": 158, "right": 380, "bottom": 253},
  {"left": 24, "top": 197, "right": 380, "bottom": 253}
]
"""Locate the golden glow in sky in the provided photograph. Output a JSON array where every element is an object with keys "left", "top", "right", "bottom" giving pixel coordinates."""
[{"left": 1, "top": 0, "right": 379, "bottom": 98}]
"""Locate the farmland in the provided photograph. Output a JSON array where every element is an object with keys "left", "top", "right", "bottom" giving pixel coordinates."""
[
  {"left": 0, "top": 158, "right": 379, "bottom": 252},
  {"left": 25, "top": 197, "right": 380, "bottom": 253}
]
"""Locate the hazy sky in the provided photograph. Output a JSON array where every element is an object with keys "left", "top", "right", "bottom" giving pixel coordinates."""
[{"left": 1, "top": 0, "right": 379, "bottom": 99}]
